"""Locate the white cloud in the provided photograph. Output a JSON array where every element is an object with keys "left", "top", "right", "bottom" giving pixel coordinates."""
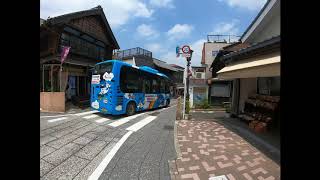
[
  {"left": 40, "top": 0, "right": 154, "bottom": 28},
  {"left": 167, "top": 24, "right": 194, "bottom": 40},
  {"left": 210, "top": 19, "right": 240, "bottom": 42},
  {"left": 150, "top": 0, "right": 175, "bottom": 8},
  {"left": 136, "top": 24, "right": 159, "bottom": 38},
  {"left": 218, "top": 0, "right": 267, "bottom": 11},
  {"left": 145, "top": 43, "right": 164, "bottom": 53},
  {"left": 135, "top": 2, "right": 154, "bottom": 17},
  {"left": 212, "top": 19, "right": 239, "bottom": 35},
  {"left": 160, "top": 51, "right": 185, "bottom": 67},
  {"left": 159, "top": 39, "right": 206, "bottom": 67},
  {"left": 189, "top": 39, "right": 206, "bottom": 66}
]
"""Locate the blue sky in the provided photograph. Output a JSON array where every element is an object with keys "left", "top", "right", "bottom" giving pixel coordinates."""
[{"left": 40, "top": 0, "right": 267, "bottom": 66}]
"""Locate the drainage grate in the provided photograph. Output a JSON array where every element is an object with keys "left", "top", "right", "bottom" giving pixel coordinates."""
[{"left": 209, "top": 175, "right": 228, "bottom": 180}]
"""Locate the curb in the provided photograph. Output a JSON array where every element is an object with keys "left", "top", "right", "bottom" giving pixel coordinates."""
[
  {"left": 168, "top": 120, "right": 182, "bottom": 180},
  {"left": 174, "top": 121, "right": 182, "bottom": 158}
]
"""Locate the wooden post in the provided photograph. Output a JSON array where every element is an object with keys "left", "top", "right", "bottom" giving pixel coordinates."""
[
  {"left": 77, "top": 76, "right": 79, "bottom": 96},
  {"left": 42, "top": 65, "right": 45, "bottom": 92},
  {"left": 51, "top": 64, "right": 53, "bottom": 92}
]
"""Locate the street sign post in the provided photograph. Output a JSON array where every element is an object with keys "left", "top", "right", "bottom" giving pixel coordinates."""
[{"left": 177, "top": 44, "right": 193, "bottom": 119}]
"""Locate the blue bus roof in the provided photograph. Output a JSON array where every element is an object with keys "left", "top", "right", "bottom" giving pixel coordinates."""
[{"left": 95, "top": 60, "right": 169, "bottom": 79}]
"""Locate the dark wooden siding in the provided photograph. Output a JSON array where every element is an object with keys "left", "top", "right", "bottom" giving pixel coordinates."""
[{"left": 70, "top": 16, "right": 110, "bottom": 45}]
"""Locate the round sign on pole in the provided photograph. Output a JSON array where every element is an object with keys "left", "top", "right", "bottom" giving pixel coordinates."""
[{"left": 182, "top": 45, "right": 190, "bottom": 54}]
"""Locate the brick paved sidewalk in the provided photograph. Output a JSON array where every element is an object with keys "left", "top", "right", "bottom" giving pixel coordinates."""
[{"left": 169, "top": 120, "right": 280, "bottom": 180}]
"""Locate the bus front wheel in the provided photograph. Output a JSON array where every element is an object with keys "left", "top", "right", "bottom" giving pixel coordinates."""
[{"left": 126, "top": 102, "right": 136, "bottom": 116}]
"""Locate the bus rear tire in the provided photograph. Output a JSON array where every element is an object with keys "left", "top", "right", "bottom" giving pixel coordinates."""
[
  {"left": 126, "top": 102, "right": 136, "bottom": 116},
  {"left": 165, "top": 100, "right": 170, "bottom": 107}
]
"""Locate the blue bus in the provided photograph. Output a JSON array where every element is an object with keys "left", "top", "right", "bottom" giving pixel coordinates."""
[{"left": 90, "top": 60, "right": 171, "bottom": 115}]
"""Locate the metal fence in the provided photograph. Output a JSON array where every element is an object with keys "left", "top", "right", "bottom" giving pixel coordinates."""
[
  {"left": 115, "top": 47, "right": 152, "bottom": 59},
  {"left": 207, "top": 35, "right": 241, "bottom": 43}
]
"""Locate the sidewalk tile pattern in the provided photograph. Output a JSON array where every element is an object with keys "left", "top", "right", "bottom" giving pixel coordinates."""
[{"left": 171, "top": 120, "right": 280, "bottom": 180}]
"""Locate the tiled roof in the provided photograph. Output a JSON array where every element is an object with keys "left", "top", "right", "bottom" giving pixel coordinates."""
[{"left": 220, "top": 35, "right": 280, "bottom": 62}]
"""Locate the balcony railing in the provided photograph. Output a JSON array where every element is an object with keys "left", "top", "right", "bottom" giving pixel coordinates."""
[
  {"left": 207, "top": 35, "right": 240, "bottom": 43},
  {"left": 115, "top": 47, "right": 152, "bottom": 59}
]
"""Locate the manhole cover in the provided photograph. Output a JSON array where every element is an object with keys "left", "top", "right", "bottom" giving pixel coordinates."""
[{"left": 209, "top": 175, "right": 228, "bottom": 180}]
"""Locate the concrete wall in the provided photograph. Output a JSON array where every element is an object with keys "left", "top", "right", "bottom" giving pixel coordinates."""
[
  {"left": 239, "top": 78, "right": 257, "bottom": 113},
  {"left": 203, "top": 42, "right": 229, "bottom": 78},
  {"left": 40, "top": 92, "right": 65, "bottom": 112}
]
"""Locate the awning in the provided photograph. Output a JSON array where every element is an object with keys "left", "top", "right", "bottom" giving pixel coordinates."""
[{"left": 217, "top": 55, "right": 280, "bottom": 79}]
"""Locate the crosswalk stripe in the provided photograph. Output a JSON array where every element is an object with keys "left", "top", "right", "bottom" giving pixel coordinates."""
[
  {"left": 108, "top": 113, "right": 146, "bottom": 127},
  {"left": 41, "top": 114, "right": 68, "bottom": 118},
  {"left": 95, "top": 118, "right": 111, "bottom": 123},
  {"left": 48, "top": 117, "right": 68, "bottom": 123},
  {"left": 75, "top": 110, "right": 99, "bottom": 116},
  {"left": 126, "top": 116, "right": 157, "bottom": 132},
  {"left": 83, "top": 114, "right": 99, "bottom": 119}
]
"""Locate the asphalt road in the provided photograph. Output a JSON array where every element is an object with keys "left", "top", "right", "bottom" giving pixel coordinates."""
[{"left": 40, "top": 100, "right": 177, "bottom": 180}]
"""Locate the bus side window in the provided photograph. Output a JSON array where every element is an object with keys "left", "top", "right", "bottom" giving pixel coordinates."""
[
  {"left": 152, "top": 79, "right": 158, "bottom": 93},
  {"left": 165, "top": 80, "right": 170, "bottom": 93},
  {"left": 120, "top": 66, "right": 142, "bottom": 93},
  {"left": 160, "top": 78, "right": 165, "bottom": 93}
]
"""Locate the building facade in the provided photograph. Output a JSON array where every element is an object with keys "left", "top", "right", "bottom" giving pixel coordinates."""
[
  {"left": 217, "top": 0, "right": 280, "bottom": 130},
  {"left": 40, "top": 6, "right": 120, "bottom": 111},
  {"left": 188, "top": 66, "right": 207, "bottom": 108},
  {"left": 201, "top": 35, "right": 239, "bottom": 106}
]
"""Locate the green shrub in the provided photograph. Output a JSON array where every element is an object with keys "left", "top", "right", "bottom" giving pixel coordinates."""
[{"left": 185, "top": 100, "right": 190, "bottom": 114}]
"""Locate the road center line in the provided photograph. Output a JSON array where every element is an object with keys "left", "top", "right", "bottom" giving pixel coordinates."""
[
  {"left": 88, "top": 105, "right": 173, "bottom": 179},
  {"left": 88, "top": 131, "right": 133, "bottom": 180},
  {"left": 108, "top": 113, "right": 146, "bottom": 127},
  {"left": 41, "top": 114, "right": 69, "bottom": 118},
  {"left": 48, "top": 117, "right": 68, "bottom": 123},
  {"left": 126, "top": 116, "right": 157, "bottom": 132}
]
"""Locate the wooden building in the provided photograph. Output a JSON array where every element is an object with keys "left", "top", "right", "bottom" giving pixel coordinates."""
[{"left": 40, "top": 6, "right": 120, "bottom": 112}]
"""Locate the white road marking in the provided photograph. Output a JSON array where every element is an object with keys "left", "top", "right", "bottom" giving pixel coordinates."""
[
  {"left": 83, "top": 114, "right": 99, "bottom": 119},
  {"left": 108, "top": 113, "right": 146, "bottom": 127},
  {"left": 41, "top": 114, "right": 69, "bottom": 118},
  {"left": 75, "top": 110, "right": 99, "bottom": 116},
  {"left": 48, "top": 117, "right": 68, "bottom": 123},
  {"left": 126, "top": 116, "right": 157, "bottom": 132},
  {"left": 88, "top": 104, "right": 175, "bottom": 179},
  {"left": 88, "top": 131, "right": 133, "bottom": 180},
  {"left": 95, "top": 118, "right": 111, "bottom": 123}
]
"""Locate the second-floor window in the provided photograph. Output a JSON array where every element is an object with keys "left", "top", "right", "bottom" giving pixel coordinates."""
[
  {"left": 60, "top": 32, "right": 105, "bottom": 60},
  {"left": 196, "top": 72, "right": 203, "bottom": 79},
  {"left": 212, "top": 50, "right": 218, "bottom": 57}
]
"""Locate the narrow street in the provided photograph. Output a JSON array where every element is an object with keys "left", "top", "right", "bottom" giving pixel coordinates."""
[{"left": 40, "top": 100, "right": 177, "bottom": 180}]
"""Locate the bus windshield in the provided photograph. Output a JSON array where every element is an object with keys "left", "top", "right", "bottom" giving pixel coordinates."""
[{"left": 94, "top": 62, "right": 113, "bottom": 74}]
